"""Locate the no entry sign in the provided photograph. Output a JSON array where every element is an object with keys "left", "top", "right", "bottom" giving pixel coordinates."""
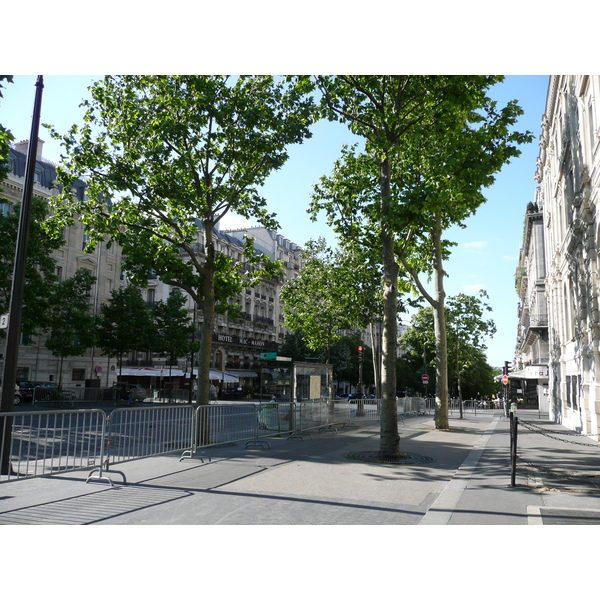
[{"left": 422, "top": 374, "right": 429, "bottom": 384}]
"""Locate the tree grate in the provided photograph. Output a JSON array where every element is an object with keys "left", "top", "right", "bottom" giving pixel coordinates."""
[{"left": 345, "top": 451, "right": 435, "bottom": 465}]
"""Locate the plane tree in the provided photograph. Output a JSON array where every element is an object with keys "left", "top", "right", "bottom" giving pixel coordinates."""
[
  {"left": 47, "top": 75, "right": 316, "bottom": 405},
  {"left": 309, "top": 76, "right": 531, "bottom": 456},
  {"left": 0, "top": 76, "right": 13, "bottom": 181},
  {"left": 0, "top": 197, "right": 61, "bottom": 337},
  {"left": 446, "top": 291, "right": 496, "bottom": 417},
  {"left": 280, "top": 237, "right": 381, "bottom": 363},
  {"left": 45, "top": 268, "right": 97, "bottom": 388}
]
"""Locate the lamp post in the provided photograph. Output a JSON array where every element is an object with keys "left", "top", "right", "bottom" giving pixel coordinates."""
[{"left": 1, "top": 76, "right": 44, "bottom": 475}]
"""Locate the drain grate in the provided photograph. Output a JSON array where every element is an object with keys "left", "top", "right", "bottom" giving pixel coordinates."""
[{"left": 345, "top": 451, "right": 435, "bottom": 465}]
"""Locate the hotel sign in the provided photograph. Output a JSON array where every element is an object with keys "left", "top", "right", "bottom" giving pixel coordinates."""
[{"left": 214, "top": 333, "right": 268, "bottom": 348}]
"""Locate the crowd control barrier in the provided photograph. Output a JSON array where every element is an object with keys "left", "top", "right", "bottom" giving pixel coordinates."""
[
  {"left": 1, "top": 397, "right": 432, "bottom": 486},
  {"left": 0, "top": 409, "right": 107, "bottom": 482}
]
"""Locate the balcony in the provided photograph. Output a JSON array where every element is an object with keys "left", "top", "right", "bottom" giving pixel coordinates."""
[{"left": 253, "top": 315, "right": 274, "bottom": 326}]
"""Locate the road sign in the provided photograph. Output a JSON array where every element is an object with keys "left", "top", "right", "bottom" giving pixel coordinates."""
[
  {"left": 502, "top": 375, "right": 509, "bottom": 385},
  {"left": 422, "top": 374, "right": 429, "bottom": 384},
  {"left": 0, "top": 313, "right": 8, "bottom": 329}
]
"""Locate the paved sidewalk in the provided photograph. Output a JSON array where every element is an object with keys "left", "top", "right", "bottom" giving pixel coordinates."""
[{"left": 1, "top": 409, "right": 599, "bottom": 525}]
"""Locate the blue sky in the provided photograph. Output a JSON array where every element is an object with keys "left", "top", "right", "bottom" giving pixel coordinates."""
[{"left": 1, "top": 75, "right": 549, "bottom": 367}]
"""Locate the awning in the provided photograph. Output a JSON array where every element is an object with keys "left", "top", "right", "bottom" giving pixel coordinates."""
[
  {"left": 185, "top": 369, "right": 239, "bottom": 383},
  {"left": 117, "top": 367, "right": 185, "bottom": 377},
  {"left": 509, "top": 365, "right": 549, "bottom": 380},
  {"left": 225, "top": 370, "right": 259, "bottom": 378}
]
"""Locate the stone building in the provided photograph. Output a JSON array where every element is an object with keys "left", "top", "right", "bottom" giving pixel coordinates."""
[
  {"left": 1, "top": 140, "right": 304, "bottom": 396},
  {"left": 527, "top": 75, "right": 600, "bottom": 437},
  {"left": 1, "top": 139, "right": 124, "bottom": 391},
  {"left": 513, "top": 194, "right": 549, "bottom": 407}
]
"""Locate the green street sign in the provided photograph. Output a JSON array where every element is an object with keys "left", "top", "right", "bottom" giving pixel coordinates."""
[{"left": 260, "top": 352, "right": 277, "bottom": 360}]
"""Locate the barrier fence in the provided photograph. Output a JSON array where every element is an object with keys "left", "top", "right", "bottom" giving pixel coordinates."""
[{"left": 0, "top": 397, "right": 432, "bottom": 485}]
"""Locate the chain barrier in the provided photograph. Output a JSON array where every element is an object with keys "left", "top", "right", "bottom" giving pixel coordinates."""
[{"left": 519, "top": 420, "right": 600, "bottom": 448}]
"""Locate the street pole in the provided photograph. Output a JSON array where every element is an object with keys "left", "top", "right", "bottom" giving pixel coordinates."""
[{"left": 1, "top": 76, "right": 44, "bottom": 475}]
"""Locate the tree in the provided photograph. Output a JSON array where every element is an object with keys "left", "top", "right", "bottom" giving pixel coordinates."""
[
  {"left": 48, "top": 75, "right": 315, "bottom": 405},
  {"left": 0, "top": 197, "right": 61, "bottom": 337},
  {"left": 0, "top": 76, "right": 14, "bottom": 182},
  {"left": 278, "top": 329, "right": 318, "bottom": 363},
  {"left": 401, "top": 292, "right": 497, "bottom": 416},
  {"left": 45, "top": 269, "right": 97, "bottom": 387},
  {"left": 446, "top": 291, "right": 496, "bottom": 417},
  {"left": 96, "top": 286, "right": 155, "bottom": 376},
  {"left": 152, "top": 290, "right": 196, "bottom": 382},
  {"left": 310, "top": 76, "right": 531, "bottom": 456},
  {"left": 280, "top": 237, "right": 381, "bottom": 363}
]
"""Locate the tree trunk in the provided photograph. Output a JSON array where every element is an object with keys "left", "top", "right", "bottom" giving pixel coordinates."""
[
  {"left": 379, "top": 157, "right": 400, "bottom": 458},
  {"left": 370, "top": 322, "right": 381, "bottom": 398},
  {"left": 431, "top": 214, "right": 449, "bottom": 429},
  {"left": 196, "top": 223, "right": 217, "bottom": 408}
]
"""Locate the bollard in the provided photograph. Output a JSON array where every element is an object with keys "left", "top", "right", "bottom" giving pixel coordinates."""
[{"left": 510, "top": 415, "right": 518, "bottom": 487}]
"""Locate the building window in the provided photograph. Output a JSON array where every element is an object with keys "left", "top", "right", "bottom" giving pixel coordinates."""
[
  {"left": 16, "top": 367, "right": 29, "bottom": 380},
  {"left": 72, "top": 368, "right": 86, "bottom": 381}
]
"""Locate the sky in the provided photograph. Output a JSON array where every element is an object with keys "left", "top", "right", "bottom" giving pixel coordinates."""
[
  {"left": 0, "top": 74, "right": 549, "bottom": 368},
  {"left": 1, "top": 4, "right": 592, "bottom": 371}
]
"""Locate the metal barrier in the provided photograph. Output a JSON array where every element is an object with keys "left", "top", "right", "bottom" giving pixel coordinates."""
[
  {"left": 104, "top": 404, "right": 196, "bottom": 466},
  {"left": 1, "top": 397, "right": 435, "bottom": 487},
  {"left": 196, "top": 403, "right": 262, "bottom": 449},
  {"left": 0, "top": 409, "right": 107, "bottom": 482}
]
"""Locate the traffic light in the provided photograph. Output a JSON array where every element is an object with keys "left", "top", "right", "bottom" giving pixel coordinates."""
[
  {"left": 503, "top": 361, "right": 512, "bottom": 376},
  {"left": 357, "top": 346, "right": 364, "bottom": 362}
]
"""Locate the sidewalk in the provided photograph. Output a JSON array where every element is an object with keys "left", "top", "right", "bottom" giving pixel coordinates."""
[{"left": 1, "top": 409, "right": 599, "bottom": 525}]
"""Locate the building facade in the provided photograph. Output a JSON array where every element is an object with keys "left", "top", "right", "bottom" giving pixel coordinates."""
[
  {"left": 1, "top": 139, "right": 304, "bottom": 396},
  {"left": 522, "top": 75, "right": 600, "bottom": 437},
  {"left": 1, "top": 139, "right": 124, "bottom": 391},
  {"left": 513, "top": 195, "right": 550, "bottom": 407}
]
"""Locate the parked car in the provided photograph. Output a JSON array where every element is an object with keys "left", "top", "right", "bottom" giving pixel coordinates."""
[
  {"left": 99, "top": 384, "right": 148, "bottom": 403},
  {"left": 14, "top": 381, "right": 36, "bottom": 404},
  {"left": 14, "top": 381, "right": 74, "bottom": 404}
]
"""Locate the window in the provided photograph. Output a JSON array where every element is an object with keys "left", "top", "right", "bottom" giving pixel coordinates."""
[
  {"left": 16, "top": 367, "right": 29, "bottom": 380},
  {"left": 72, "top": 368, "right": 86, "bottom": 381}
]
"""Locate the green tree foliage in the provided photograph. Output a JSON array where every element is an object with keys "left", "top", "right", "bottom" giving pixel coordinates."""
[
  {"left": 278, "top": 329, "right": 317, "bottom": 363},
  {"left": 310, "top": 76, "right": 532, "bottom": 455},
  {"left": 0, "top": 76, "right": 14, "bottom": 181},
  {"left": 0, "top": 197, "right": 61, "bottom": 336},
  {"left": 96, "top": 286, "right": 155, "bottom": 376},
  {"left": 446, "top": 291, "right": 496, "bottom": 416},
  {"left": 400, "top": 291, "right": 497, "bottom": 410},
  {"left": 48, "top": 75, "right": 316, "bottom": 405},
  {"left": 45, "top": 269, "right": 97, "bottom": 386},
  {"left": 280, "top": 237, "right": 381, "bottom": 362},
  {"left": 152, "top": 290, "right": 196, "bottom": 369}
]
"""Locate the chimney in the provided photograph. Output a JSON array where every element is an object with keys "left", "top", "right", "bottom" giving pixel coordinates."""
[{"left": 14, "top": 138, "right": 44, "bottom": 160}]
